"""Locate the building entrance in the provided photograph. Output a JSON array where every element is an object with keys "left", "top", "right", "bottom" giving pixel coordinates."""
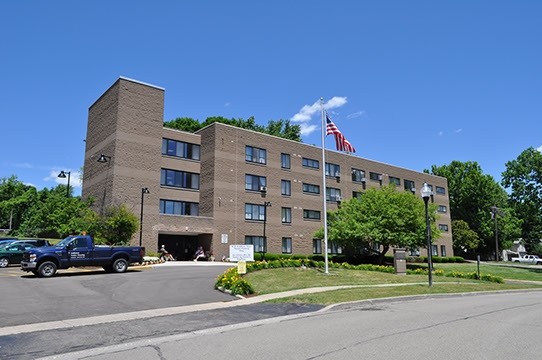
[{"left": 158, "top": 234, "right": 199, "bottom": 261}]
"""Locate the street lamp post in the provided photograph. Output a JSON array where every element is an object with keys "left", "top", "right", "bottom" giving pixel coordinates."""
[
  {"left": 57, "top": 171, "right": 71, "bottom": 197},
  {"left": 139, "top": 187, "right": 150, "bottom": 247},
  {"left": 262, "top": 201, "right": 271, "bottom": 260},
  {"left": 421, "top": 183, "right": 433, "bottom": 287},
  {"left": 490, "top": 206, "right": 503, "bottom": 262}
]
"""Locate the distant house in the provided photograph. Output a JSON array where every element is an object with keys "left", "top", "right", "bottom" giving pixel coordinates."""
[{"left": 502, "top": 239, "right": 526, "bottom": 261}]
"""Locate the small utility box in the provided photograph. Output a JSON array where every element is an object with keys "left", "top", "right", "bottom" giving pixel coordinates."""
[{"left": 394, "top": 248, "right": 406, "bottom": 275}]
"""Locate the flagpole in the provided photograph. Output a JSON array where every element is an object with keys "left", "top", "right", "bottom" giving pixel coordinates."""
[{"left": 320, "top": 97, "right": 329, "bottom": 274}]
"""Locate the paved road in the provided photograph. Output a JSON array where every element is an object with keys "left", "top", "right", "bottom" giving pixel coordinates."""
[
  {"left": 31, "top": 290, "right": 542, "bottom": 360},
  {"left": 0, "top": 263, "right": 235, "bottom": 327}
]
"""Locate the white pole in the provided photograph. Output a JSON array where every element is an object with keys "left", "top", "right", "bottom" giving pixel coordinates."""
[{"left": 320, "top": 97, "right": 329, "bottom": 274}]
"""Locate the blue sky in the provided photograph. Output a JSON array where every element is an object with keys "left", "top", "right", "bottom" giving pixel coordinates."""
[{"left": 1, "top": 1, "right": 541, "bottom": 196}]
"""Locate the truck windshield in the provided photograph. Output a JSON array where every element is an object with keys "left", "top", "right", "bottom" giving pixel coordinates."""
[{"left": 55, "top": 236, "right": 78, "bottom": 247}]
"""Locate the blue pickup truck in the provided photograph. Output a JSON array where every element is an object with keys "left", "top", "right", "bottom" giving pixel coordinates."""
[{"left": 21, "top": 235, "right": 145, "bottom": 277}]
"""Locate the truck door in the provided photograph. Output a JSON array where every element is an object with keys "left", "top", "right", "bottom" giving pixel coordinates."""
[{"left": 68, "top": 237, "right": 91, "bottom": 266}]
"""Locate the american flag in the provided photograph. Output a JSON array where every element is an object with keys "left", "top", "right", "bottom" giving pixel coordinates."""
[{"left": 326, "top": 114, "right": 356, "bottom": 153}]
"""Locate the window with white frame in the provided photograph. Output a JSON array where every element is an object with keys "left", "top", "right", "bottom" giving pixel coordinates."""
[
  {"left": 281, "top": 207, "right": 292, "bottom": 224},
  {"left": 313, "top": 239, "right": 322, "bottom": 254},
  {"left": 159, "top": 199, "right": 199, "bottom": 216},
  {"left": 282, "top": 237, "right": 292, "bottom": 254},
  {"left": 431, "top": 245, "right": 438, "bottom": 256},
  {"left": 281, "top": 180, "right": 291, "bottom": 196},
  {"left": 325, "top": 163, "right": 341, "bottom": 177},
  {"left": 302, "top": 157, "right": 319, "bottom": 169},
  {"left": 389, "top": 176, "right": 401, "bottom": 186},
  {"left": 404, "top": 179, "right": 415, "bottom": 192},
  {"left": 162, "top": 139, "right": 200, "bottom": 160},
  {"left": 438, "top": 205, "right": 447, "bottom": 213},
  {"left": 245, "top": 145, "right": 267, "bottom": 164},
  {"left": 302, "top": 183, "right": 320, "bottom": 194},
  {"left": 245, "top": 203, "right": 267, "bottom": 221},
  {"left": 160, "top": 169, "right": 200, "bottom": 190},
  {"left": 245, "top": 174, "right": 267, "bottom": 191},
  {"left": 436, "top": 186, "right": 446, "bottom": 195},
  {"left": 439, "top": 224, "right": 449, "bottom": 232},
  {"left": 245, "top": 236, "right": 266, "bottom": 252},
  {"left": 303, "top": 209, "right": 321, "bottom": 220},
  {"left": 326, "top": 187, "right": 342, "bottom": 202},
  {"left": 281, "top": 153, "right": 291, "bottom": 169},
  {"left": 351, "top": 168, "right": 365, "bottom": 182}
]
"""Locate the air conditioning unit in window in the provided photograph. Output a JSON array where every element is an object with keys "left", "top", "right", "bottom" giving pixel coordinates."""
[
  {"left": 336, "top": 196, "right": 342, "bottom": 202},
  {"left": 334, "top": 172, "right": 341, "bottom": 177},
  {"left": 377, "top": 174, "right": 383, "bottom": 181},
  {"left": 258, "top": 158, "right": 266, "bottom": 164},
  {"left": 259, "top": 186, "right": 267, "bottom": 192},
  {"left": 361, "top": 177, "right": 366, "bottom": 182}
]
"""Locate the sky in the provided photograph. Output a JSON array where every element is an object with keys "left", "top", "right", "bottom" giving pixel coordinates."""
[{"left": 1, "top": 1, "right": 541, "bottom": 196}]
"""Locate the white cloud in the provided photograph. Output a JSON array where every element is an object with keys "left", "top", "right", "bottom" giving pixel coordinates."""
[
  {"left": 438, "top": 131, "right": 443, "bottom": 136},
  {"left": 224, "top": 102, "right": 230, "bottom": 107},
  {"left": 347, "top": 111, "right": 366, "bottom": 119},
  {"left": 291, "top": 96, "right": 348, "bottom": 123},
  {"left": 537, "top": 145, "right": 542, "bottom": 152},
  {"left": 45, "top": 169, "right": 82, "bottom": 188},
  {"left": 300, "top": 124, "right": 319, "bottom": 136},
  {"left": 454, "top": 128, "right": 463, "bottom": 134}
]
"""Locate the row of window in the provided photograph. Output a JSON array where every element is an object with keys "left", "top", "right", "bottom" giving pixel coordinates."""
[
  {"left": 161, "top": 141, "right": 447, "bottom": 197},
  {"left": 245, "top": 236, "right": 343, "bottom": 255},
  {"left": 246, "top": 145, "right": 447, "bottom": 195},
  {"left": 162, "top": 139, "right": 200, "bottom": 160},
  {"left": 409, "top": 245, "right": 447, "bottom": 257}
]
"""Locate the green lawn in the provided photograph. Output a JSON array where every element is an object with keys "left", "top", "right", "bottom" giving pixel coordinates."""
[
  {"left": 243, "top": 265, "right": 542, "bottom": 305},
  {"left": 431, "top": 262, "right": 542, "bottom": 281}
]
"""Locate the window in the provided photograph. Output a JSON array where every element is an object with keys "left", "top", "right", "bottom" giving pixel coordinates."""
[
  {"left": 281, "top": 207, "right": 292, "bottom": 224},
  {"left": 161, "top": 169, "right": 200, "bottom": 190},
  {"left": 404, "top": 179, "right": 415, "bottom": 192},
  {"left": 326, "top": 187, "right": 342, "bottom": 202},
  {"left": 328, "top": 242, "right": 343, "bottom": 254},
  {"left": 389, "top": 176, "right": 401, "bottom": 186},
  {"left": 303, "top": 209, "right": 321, "bottom": 220},
  {"left": 409, "top": 248, "right": 420, "bottom": 256},
  {"left": 302, "top": 157, "right": 319, "bottom": 169},
  {"left": 281, "top": 180, "right": 291, "bottom": 196},
  {"left": 245, "top": 174, "right": 267, "bottom": 191},
  {"left": 245, "top": 236, "right": 266, "bottom": 253},
  {"left": 438, "top": 205, "right": 447, "bottom": 213},
  {"left": 282, "top": 237, "right": 292, "bottom": 254},
  {"left": 353, "top": 191, "right": 363, "bottom": 199},
  {"left": 439, "top": 224, "right": 449, "bottom": 232},
  {"left": 440, "top": 245, "right": 447, "bottom": 257},
  {"left": 162, "top": 139, "right": 200, "bottom": 160},
  {"left": 160, "top": 199, "right": 199, "bottom": 216},
  {"left": 369, "top": 172, "right": 382, "bottom": 181},
  {"left": 436, "top": 186, "right": 446, "bottom": 195},
  {"left": 325, "top": 163, "right": 341, "bottom": 177},
  {"left": 351, "top": 168, "right": 366, "bottom": 182},
  {"left": 245, "top": 203, "right": 267, "bottom": 221},
  {"left": 431, "top": 245, "right": 438, "bottom": 256},
  {"left": 302, "top": 183, "right": 320, "bottom": 194},
  {"left": 246, "top": 146, "right": 267, "bottom": 164},
  {"left": 281, "top": 153, "right": 291, "bottom": 169},
  {"left": 313, "top": 239, "right": 322, "bottom": 254}
]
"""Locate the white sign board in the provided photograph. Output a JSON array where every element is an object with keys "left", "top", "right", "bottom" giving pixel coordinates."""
[{"left": 229, "top": 244, "right": 254, "bottom": 262}]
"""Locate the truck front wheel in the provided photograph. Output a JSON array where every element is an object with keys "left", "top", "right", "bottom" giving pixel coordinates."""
[
  {"left": 38, "top": 261, "right": 57, "bottom": 277},
  {"left": 112, "top": 258, "right": 128, "bottom": 273}
]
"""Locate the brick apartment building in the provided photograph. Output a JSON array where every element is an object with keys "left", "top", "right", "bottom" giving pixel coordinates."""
[{"left": 82, "top": 77, "right": 453, "bottom": 260}]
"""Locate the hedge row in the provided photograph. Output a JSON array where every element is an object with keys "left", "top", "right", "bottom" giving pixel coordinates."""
[
  {"left": 256, "top": 253, "right": 465, "bottom": 264},
  {"left": 215, "top": 258, "right": 502, "bottom": 296}
]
